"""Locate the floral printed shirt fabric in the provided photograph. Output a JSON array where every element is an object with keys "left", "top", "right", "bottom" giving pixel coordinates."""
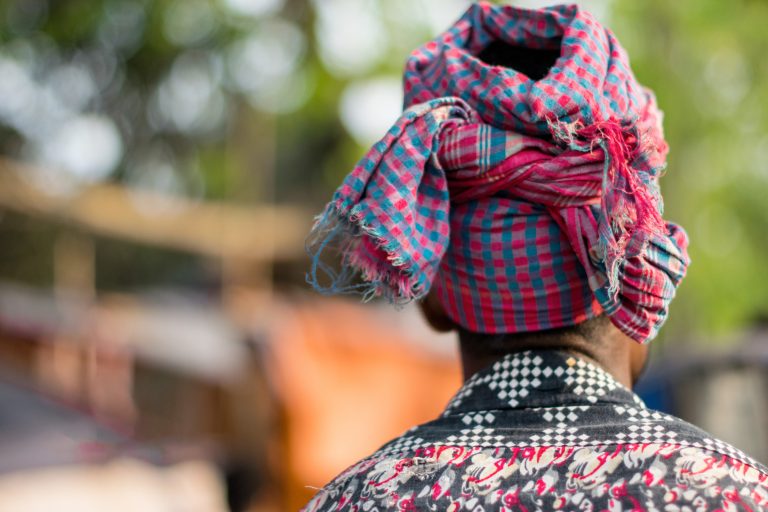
[{"left": 303, "top": 350, "right": 768, "bottom": 511}]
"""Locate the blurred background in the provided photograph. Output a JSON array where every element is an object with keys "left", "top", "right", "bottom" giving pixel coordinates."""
[{"left": 0, "top": 0, "right": 766, "bottom": 510}]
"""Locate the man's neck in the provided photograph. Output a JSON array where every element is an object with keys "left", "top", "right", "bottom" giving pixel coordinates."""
[{"left": 458, "top": 329, "right": 646, "bottom": 389}]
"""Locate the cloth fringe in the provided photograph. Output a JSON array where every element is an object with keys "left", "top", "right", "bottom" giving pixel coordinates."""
[
  {"left": 305, "top": 204, "right": 427, "bottom": 304},
  {"left": 550, "top": 117, "right": 667, "bottom": 297}
]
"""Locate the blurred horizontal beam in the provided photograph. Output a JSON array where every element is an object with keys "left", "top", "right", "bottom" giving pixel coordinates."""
[{"left": 0, "top": 158, "right": 311, "bottom": 262}]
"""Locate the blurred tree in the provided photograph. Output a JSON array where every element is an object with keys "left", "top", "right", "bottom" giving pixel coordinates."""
[
  {"left": 612, "top": 0, "right": 768, "bottom": 340},
  {"left": 0, "top": 0, "right": 465, "bottom": 206},
  {"left": 0, "top": 0, "right": 765, "bottom": 339}
]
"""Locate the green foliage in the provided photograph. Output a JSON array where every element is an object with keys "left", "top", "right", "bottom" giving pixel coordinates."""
[
  {"left": 0, "top": 0, "right": 765, "bottom": 340},
  {"left": 612, "top": 0, "right": 768, "bottom": 340}
]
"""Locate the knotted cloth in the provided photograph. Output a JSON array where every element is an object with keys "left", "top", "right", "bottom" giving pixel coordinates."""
[{"left": 306, "top": 2, "right": 690, "bottom": 343}]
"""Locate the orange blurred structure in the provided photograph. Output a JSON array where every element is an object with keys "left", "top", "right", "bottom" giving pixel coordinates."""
[{"left": 263, "top": 297, "right": 461, "bottom": 510}]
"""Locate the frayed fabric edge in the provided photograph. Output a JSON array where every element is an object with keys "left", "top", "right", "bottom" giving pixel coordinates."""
[
  {"left": 305, "top": 203, "right": 428, "bottom": 305},
  {"left": 548, "top": 116, "right": 667, "bottom": 299}
]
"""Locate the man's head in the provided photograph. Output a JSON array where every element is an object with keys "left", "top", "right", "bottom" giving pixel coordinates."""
[
  {"left": 307, "top": 3, "right": 687, "bottom": 386},
  {"left": 412, "top": 31, "right": 659, "bottom": 388}
]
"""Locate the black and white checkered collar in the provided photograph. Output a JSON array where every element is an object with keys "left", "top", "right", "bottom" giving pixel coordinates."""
[{"left": 442, "top": 349, "right": 645, "bottom": 416}]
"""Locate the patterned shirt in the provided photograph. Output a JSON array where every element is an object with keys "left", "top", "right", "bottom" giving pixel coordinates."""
[{"left": 303, "top": 350, "right": 768, "bottom": 511}]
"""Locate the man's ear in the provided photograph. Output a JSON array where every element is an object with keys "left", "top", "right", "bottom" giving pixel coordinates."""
[{"left": 418, "top": 289, "right": 457, "bottom": 333}]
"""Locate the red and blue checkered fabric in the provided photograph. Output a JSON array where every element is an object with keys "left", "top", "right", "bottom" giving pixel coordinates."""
[{"left": 307, "top": 3, "right": 690, "bottom": 343}]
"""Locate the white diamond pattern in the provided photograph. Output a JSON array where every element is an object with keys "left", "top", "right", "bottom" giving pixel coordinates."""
[{"left": 416, "top": 351, "right": 767, "bottom": 472}]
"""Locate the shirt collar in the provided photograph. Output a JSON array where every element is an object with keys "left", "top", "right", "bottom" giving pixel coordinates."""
[{"left": 442, "top": 349, "right": 645, "bottom": 417}]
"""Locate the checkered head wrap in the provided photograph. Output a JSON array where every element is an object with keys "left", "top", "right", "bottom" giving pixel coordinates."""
[{"left": 307, "top": 2, "right": 690, "bottom": 343}]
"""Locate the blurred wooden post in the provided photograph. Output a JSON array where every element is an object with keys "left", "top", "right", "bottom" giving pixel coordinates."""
[
  {"left": 221, "top": 105, "right": 278, "bottom": 319},
  {"left": 53, "top": 230, "right": 95, "bottom": 301},
  {"left": 34, "top": 231, "right": 97, "bottom": 405}
]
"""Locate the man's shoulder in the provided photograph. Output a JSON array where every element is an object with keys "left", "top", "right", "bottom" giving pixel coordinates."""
[
  {"left": 651, "top": 411, "right": 767, "bottom": 470},
  {"left": 302, "top": 417, "right": 768, "bottom": 512}
]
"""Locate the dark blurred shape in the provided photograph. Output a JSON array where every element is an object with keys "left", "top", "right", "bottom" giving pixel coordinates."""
[{"left": 476, "top": 39, "right": 562, "bottom": 80}]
